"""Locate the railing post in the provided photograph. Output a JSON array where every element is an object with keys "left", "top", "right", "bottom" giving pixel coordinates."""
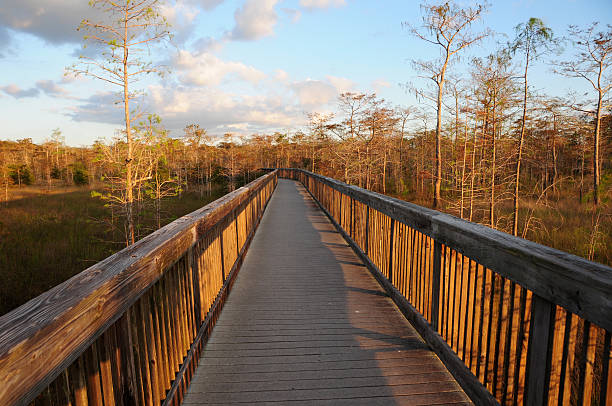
[
  {"left": 524, "top": 294, "right": 555, "bottom": 406},
  {"left": 338, "top": 191, "right": 342, "bottom": 227},
  {"left": 234, "top": 208, "right": 239, "bottom": 257},
  {"left": 219, "top": 228, "right": 226, "bottom": 282},
  {"left": 350, "top": 198, "right": 354, "bottom": 239},
  {"left": 431, "top": 240, "right": 442, "bottom": 331},
  {"left": 365, "top": 206, "right": 370, "bottom": 256},
  {"left": 388, "top": 219, "right": 395, "bottom": 283},
  {"left": 189, "top": 246, "right": 202, "bottom": 327}
]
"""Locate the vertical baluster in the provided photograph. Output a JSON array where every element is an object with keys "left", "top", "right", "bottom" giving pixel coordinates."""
[
  {"left": 157, "top": 279, "right": 172, "bottom": 392},
  {"left": 141, "top": 293, "right": 160, "bottom": 406},
  {"left": 152, "top": 285, "right": 167, "bottom": 403},
  {"left": 501, "top": 281, "right": 517, "bottom": 405},
  {"left": 524, "top": 294, "right": 556, "bottom": 406},
  {"left": 388, "top": 218, "right": 395, "bottom": 285},
  {"left": 85, "top": 342, "right": 104, "bottom": 406},
  {"left": 350, "top": 197, "right": 354, "bottom": 239},
  {"left": 467, "top": 259, "right": 479, "bottom": 371},
  {"left": 461, "top": 256, "right": 473, "bottom": 364},
  {"left": 116, "top": 311, "right": 138, "bottom": 405},
  {"left": 177, "top": 260, "right": 190, "bottom": 359},
  {"left": 440, "top": 245, "right": 448, "bottom": 338},
  {"left": 99, "top": 331, "right": 116, "bottom": 406},
  {"left": 70, "top": 356, "right": 88, "bottom": 406},
  {"left": 483, "top": 270, "right": 497, "bottom": 386},
  {"left": 491, "top": 276, "right": 507, "bottom": 396},
  {"left": 169, "top": 269, "right": 183, "bottom": 373},
  {"left": 475, "top": 264, "right": 488, "bottom": 381},
  {"left": 365, "top": 206, "right": 370, "bottom": 256},
  {"left": 54, "top": 369, "right": 72, "bottom": 406},
  {"left": 448, "top": 248, "right": 457, "bottom": 350},
  {"left": 164, "top": 274, "right": 179, "bottom": 380},
  {"left": 430, "top": 240, "right": 442, "bottom": 331}
]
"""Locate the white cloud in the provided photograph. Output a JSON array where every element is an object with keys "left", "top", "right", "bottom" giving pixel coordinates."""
[
  {"left": 1, "top": 84, "right": 40, "bottom": 98},
  {"left": 0, "top": 0, "right": 102, "bottom": 45},
  {"left": 291, "top": 79, "right": 337, "bottom": 107},
  {"left": 36, "top": 80, "right": 68, "bottom": 96},
  {"left": 282, "top": 8, "right": 302, "bottom": 23},
  {"left": 175, "top": 50, "right": 266, "bottom": 86},
  {"left": 371, "top": 78, "right": 391, "bottom": 92},
  {"left": 300, "top": 0, "right": 346, "bottom": 10},
  {"left": 192, "top": 0, "right": 226, "bottom": 11},
  {"left": 228, "top": 0, "right": 279, "bottom": 41},
  {"left": 274, "top": 69, "right": 289, "bottom": 83},
  {"left": 193, "top": 36, "right": 225, "bottom": 53},
  {"left": 327, "top": 75, "right": 354, "bottom": 93},
  {"left": 67, "top": 91, "right": 123, "bottom": 124},
  {"left": 146, "top": 84, "right": 302, "bottom": 135},
  {"left": 0, "top": 0, "right": 197, "bottom": 50}
]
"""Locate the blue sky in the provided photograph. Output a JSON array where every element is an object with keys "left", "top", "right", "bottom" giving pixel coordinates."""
[{"left": 0, "top": 0, "right": 611, "bottom": 146}]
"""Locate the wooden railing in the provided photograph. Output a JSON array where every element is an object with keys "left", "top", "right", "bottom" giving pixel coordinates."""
[
  {"left": 279, "top": 168, "right": 612, "bottom": 406},
  {"left": 0, "top": 171, "right": 277, "bottom": 406}
]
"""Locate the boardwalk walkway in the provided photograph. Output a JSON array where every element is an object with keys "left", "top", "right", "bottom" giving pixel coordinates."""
[{"left": 183, "top": 180, "right": 471, "bottom": 405}]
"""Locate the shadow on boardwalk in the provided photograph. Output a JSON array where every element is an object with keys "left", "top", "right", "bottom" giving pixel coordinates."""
[{"left": 183, "top": 179, "right": 471, "bottom": 405}]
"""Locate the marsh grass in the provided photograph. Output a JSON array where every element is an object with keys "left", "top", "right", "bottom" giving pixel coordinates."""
[
  {"left": 398, "top": 188, "right": 612, "bottom": 266},
  {"left": 0, "top": 185, "right": 225, "bottom": 315}
]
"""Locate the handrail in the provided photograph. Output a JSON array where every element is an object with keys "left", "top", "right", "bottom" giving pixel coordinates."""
[
  {"left": 0, "top": 170, "right": 278, "bottom": 406},
  {"left": 278, "top": 168, "right": 612, "bottom": 406}
]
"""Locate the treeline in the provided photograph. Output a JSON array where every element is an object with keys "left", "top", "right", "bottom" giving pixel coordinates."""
[{"left": 2, "top": 94, "right": 610, "bottom": 263}]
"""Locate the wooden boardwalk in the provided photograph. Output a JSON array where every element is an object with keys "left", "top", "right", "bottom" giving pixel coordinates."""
[{"left": 183, "top": 180, "right": 471, "bottom": 405}]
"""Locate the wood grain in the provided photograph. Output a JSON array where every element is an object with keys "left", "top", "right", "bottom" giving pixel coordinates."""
[{"left": 0, "top": 172, "right": 276, "bottom": 406}]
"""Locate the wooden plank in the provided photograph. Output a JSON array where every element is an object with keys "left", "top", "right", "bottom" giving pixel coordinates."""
[
  {"left": 183, "top": 391, "right": 471, "bottom": 406},
  {"left": 188, "top": 372, "right": 456, "bottom": 393},
  {"left": 186, "top": 180, "right": 471, "bottom": 405},
  {"left": 184, "top": 381, "right": 465, "bottom": 403}
]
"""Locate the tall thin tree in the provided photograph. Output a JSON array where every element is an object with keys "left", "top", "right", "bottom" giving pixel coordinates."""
[
  {"left": 68, "top": 0, "right": 171, "bottom": 245},
  {"left": 509, "top": 18, "right": 555, "bottom": 236},
  {"left": 407, "top": 1, "right": 490, "bottom": 208},
  {"left": 557, "top": 23, "right": 611, "bottom": 206}
]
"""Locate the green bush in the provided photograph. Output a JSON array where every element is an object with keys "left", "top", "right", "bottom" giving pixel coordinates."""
[
  {"left": 71, "top": 163, "right": 89, "bottom": 185},
  {"left": 8, "top": 165, "right": 34, "bottom": 185}
]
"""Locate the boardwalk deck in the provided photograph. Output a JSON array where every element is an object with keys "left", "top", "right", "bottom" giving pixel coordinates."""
[{"left": 183, "top": 179, "right": 471, "bottom": 405}]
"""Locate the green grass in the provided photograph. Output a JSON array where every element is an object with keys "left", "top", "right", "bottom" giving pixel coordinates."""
[{"left": 0, "top": 186, "right": 226, "bottom": 315}]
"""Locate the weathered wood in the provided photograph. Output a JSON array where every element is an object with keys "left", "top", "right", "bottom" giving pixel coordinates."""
[
  {"left": 303, "top": 180, "right": 497, "bottom": 405},
  {"left": 161, "top": 173, "right": 275, "bottom": 406},
  {"left": 98, "top": 331, "right": 115, "bottom": 406},
  {"left": 524, "top": 294, "right": 555, "bottom": 406},
  {"left": 279, "top": 169, "right": 612, "bottom": 332},
  {"left": 0, "top": 172, "right": 276, "bottom": 406},
  {"left": 276, "top": 167, "right": 612, "bottom": 406},
  {"left": 186, "top": 180, "right": 472, "bottom": 405},
  {"left": 431, "top": 240, "right": 442, "bottom": 331}
]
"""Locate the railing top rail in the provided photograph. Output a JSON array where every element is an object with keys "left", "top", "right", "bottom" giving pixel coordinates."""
[
  {"left": 279, "top": 168, "right": 612, "bottom": 332},
  {"left": 0, "top": 171, "right": 277, "bottom": 405}
]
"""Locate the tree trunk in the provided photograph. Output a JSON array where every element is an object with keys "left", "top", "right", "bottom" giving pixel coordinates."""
[
  {"left": 460, "top": 115, "right": 469, "bottom": 219},
  {"left": 552, "top": 113, "right": 558, "bottom": 194},
  {"left": 513, "top": 55, "right": 529, "bottom": 237},
  {"left": 593, "top": 91, "right": 602, "bottom": 206},
  {"left": 434, "top": 74, "right": 445, "bottom": 208},
  {"left": 123, "top": 10, "right": 134, "bottom": 246},
  {"left": 490, "top": 90, "right": 496, "bottom": 228},
  {"left": 469, "top": 118, "right": 478, "bottom": 222}
]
